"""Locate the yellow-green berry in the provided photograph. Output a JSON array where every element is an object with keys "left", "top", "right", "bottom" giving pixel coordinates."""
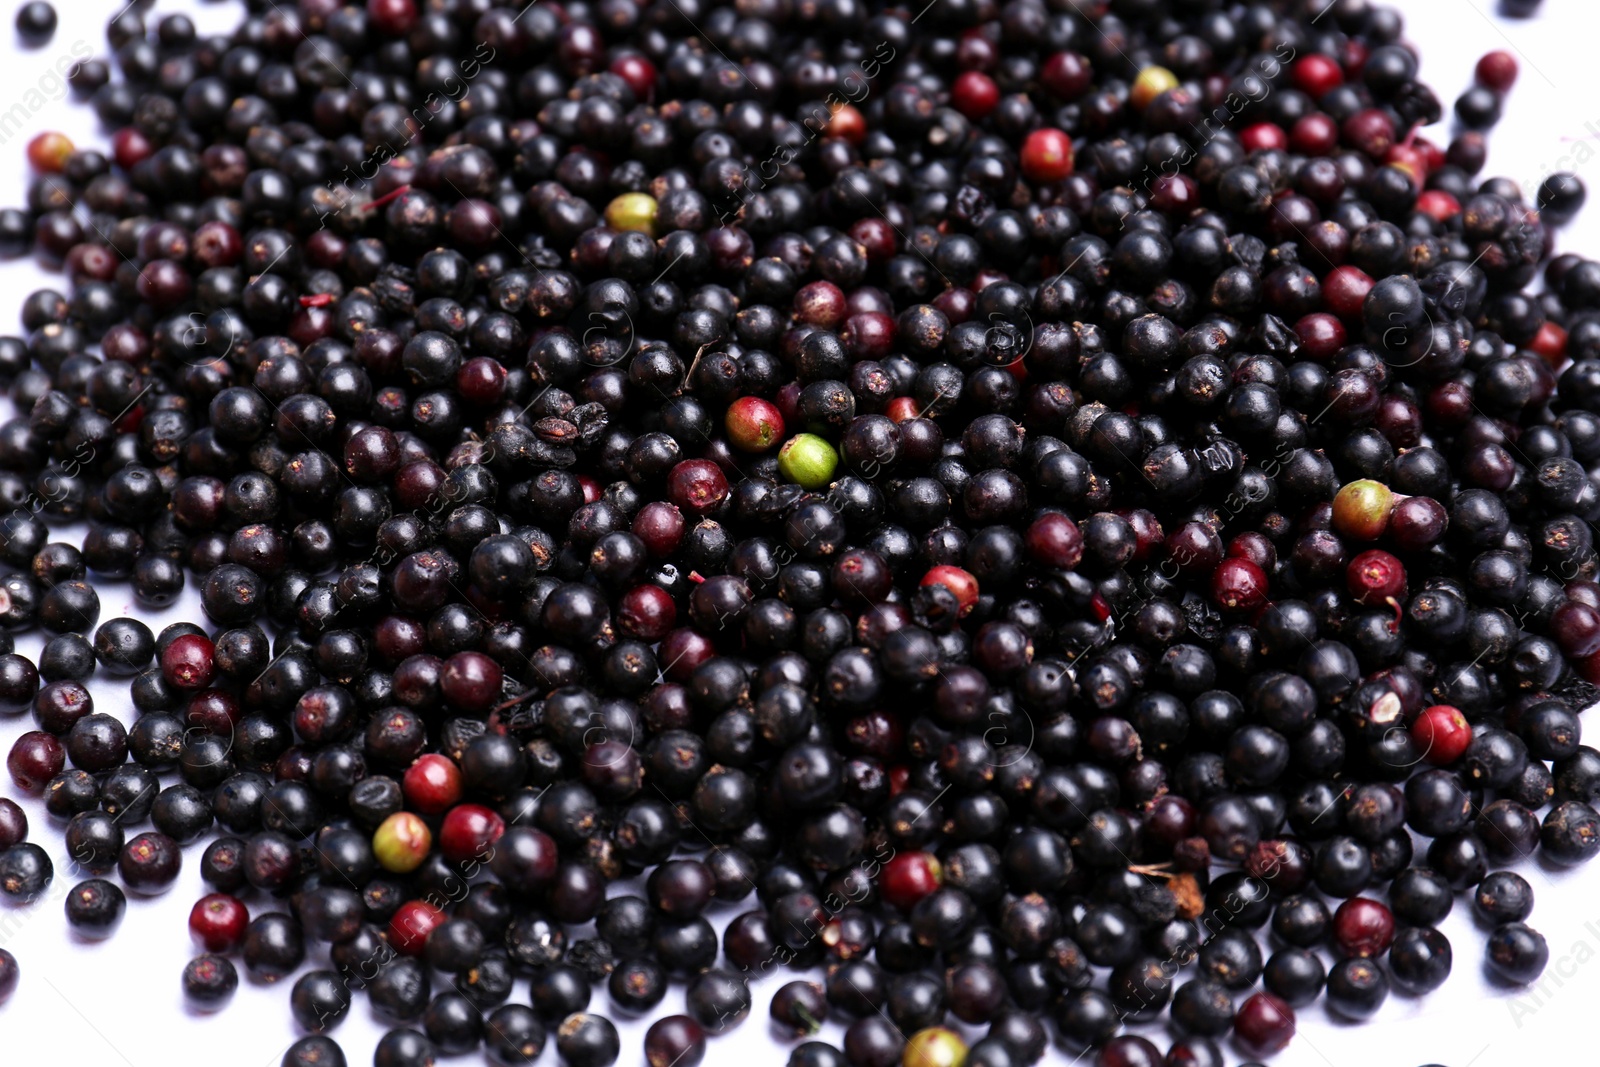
[
  {"left": 373, "top": 811, "right": 432, "bottom": 873},
  {"left": 605, "top": 192, "right": 658, "bottom": 236},
  {"left": 778, "top": 433, "right": 838, "bottom": 489}
]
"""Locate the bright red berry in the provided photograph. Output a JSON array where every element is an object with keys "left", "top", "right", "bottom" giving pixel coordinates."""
[
  {"left": 388, "top": 900, "right": 446, "bottom": 956},
  {"left": 1240, "top": 122, "right": 1288, "bottom": 152},
  {"left": 1292, "top": 53, "right": 1344, "bottom": 98},
  {"left": 1019, "top": 128, "right": 1074, "bottom": 182},
  {"left": 609, "top": 53, "right": 658, "bottom": 101},
  {"left": 1411, "top": 704, "right": 1474, "bottom": 766},
  {"left": 402, "top": 754, "right": 462, "bottom": 814},
  {"left": 885, "top": 396, "right": 920, "bottom": 422},
  {"left": 1333, "top": 897, "right": 1396, "bottom": 958},
  {"left": 725, "top": 396, "right": 786, "bottom": 452},
  {"left": 1416, "top": 190, "right": 1461, "bottom": 221},
  {"left": 189, "top": 894, "right": 249, "bottom": 953},
  {"left": 920, "top": 566, "right": 979, "bottom": 616},
  {"left": 1323, "top": 265, "right": 1376, "bottom": 319},
  {"left": 439, "top": 804, "right": 507, "bottom": 865},
  {"left": 950, "top": 70, "right": 1000, "bottom": 119},
  {"left": 879, "top": 851, "right": 942, "bottom": 911},
  {"left": 1346, "top": 549, "right": 1406, "bottom": 607},
  {"left": 1211, "top": 557, "right": 1269, "bottom": 613},
  {"left": 1530, "top": 320, "right": 1567, "bottom": 365}
]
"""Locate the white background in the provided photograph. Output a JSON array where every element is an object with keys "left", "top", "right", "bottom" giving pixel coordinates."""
[{"left": 0, "top": 1, "right": 1594, "bottom": 1066}]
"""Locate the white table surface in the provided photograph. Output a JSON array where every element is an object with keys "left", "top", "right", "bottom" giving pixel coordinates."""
[{"left": 0, "top": 1, "right": 1593, "bottom": 1065}]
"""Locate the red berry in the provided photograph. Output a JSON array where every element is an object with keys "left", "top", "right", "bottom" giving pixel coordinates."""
[
  {"left": 1416, "top": 189, "right": 1460, "bottom": 222},
  {"left": 657, "top": 628, "right": 716, "bottom": 683},
  {"left": 920, "top": 566, "right": 979, "bottom": 617},
  {"left": 1411, "top": 704, "right": 1473, "bottom": 766},
  {"left": 1020, "top": 128, "right": 1074, "bottom": 182},
  {"left": 439, "top": 803, "right": 507, "bottom": 865},
  {"left": 1388, "top": 496, "right": 1449, "bottom": 551},
  {"left": 7, "top": 731, "right": 63, "bottom": 792},
  {"left": 879, "top": 851, "right": 942, "bottom": 910},
  {"left": 1290, "top": 112, "right": 1340, "bottom": 156},
  {"left": 1226, "top": 532, "right": 1276, "bottom": 573},
  {"left": 111, "top": 127, "right": 152, "bottom": 169},
  {"left": 189, "top": 893, "right": 249, "bottom": 953},
  {"left": 402, "top": 754, "right": 463, "bottom": 814},
  {"left": 667, "top": 459, "right": 730, "bottom": 516},
  {"left": 794, "top": 280, "right": 847, "bottom": 329},
  {"left": 1122, "top": 509, "right": 1165, "bottom": 563},
  {"left": 162, "top": 633, "right": 216, "bottom": 691},
  {"left": 1240, "top": 122, "right": 1287, "bottom": 152},
  {"left": 950, "top": 71, "right": 1000, "bottom": 119},
  {"left": 388, "top": 900, "right": 446, "bottom": 956},
  {"left": 1343, "top": 38, "right": 1369, "bottom": 77},
  {"left": 1530, "top": 320, "right": 1567, "bottom": 365},
  {"left": 1385, "top": 143, "right": 1429, "bottom": 185},
  {"left": 849, "top": 218, "right": 898, "bottom": 262},
  {"left": 725, "top": 396, "right": 786, "bottom": 452},
  {"left": 609, "top": 53, "right": 657, "bottom": 101},
  {"left": 1211, "top": 557, "right": 1268, "bottom": 613},
  {"left": 455, "top": 357, "right": 507, "bottom": 405},
  {"left": 1552, "top": 601, "right": 1600, "bottom": 658},
  {"left": 366, "top": 0, "right": 417, "bottom": 35},
  {"left": 1416, "top": 137, "right": 1446, "bottom": 172},
  {"left": 1333, "top": 897, "right": 1396, "bottom": 958},
  {"left": 1294, "top": 312, "right": 1346, "bottom": 360},
  {"left": 1292, "top": 53, "right": 1344, "bottom": 98},
  {"left": 440, "top": 651, "right": 502, "bottom": 713},
  {"left": 185, "top": 688, "right": 241, "bottom": 736},
  {"left": 1095, "top": 1036, "right": 1163, "bottom": 1067},
  {"left": 1149, "top": 174, "right": 1199, "bottom": 214},
  {"left": 617, "top": 584, "right": 678, "bottom": 641},
  {"left": 1040, "top": 52, "right": 1093, "bottom": 99},
  {"left": 885, "top": 396, "right": 920, "bottom": 422},
  {"left": 633, "top": 501, "right": 685, "bottom": 557},
  {"left": 1476, "top": 50, "right": 1518, "bottom": 92},
  {"left": 26, "top": 131, "right": 73, "bottom": 173},
  {"left": 842, "top": 312, "right": 896, "bottom": 361},
  {"left": 1024, "top": 512, "right": 1083, "bottom": 568},
  {"left": 1323, "top": 265, "right": 1375, "bottom": 319},
  {"left": 1346, "top": 549, "right": 1406, "bottom": 606},
  {"left": 1341, "top": 108, "right": 1395, "bottom": 157},
  {"left": 192, "top": 221, "right": 243, "bottom": 268},
  {"left": 825, "top": 104, "right": 866, "bottom": 143},
  {"left": 1234, "top": 992, "right": 1295, "bottom": 1056}
]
